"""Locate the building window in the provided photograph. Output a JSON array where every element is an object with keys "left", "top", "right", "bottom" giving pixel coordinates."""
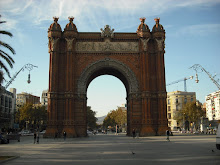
[
  {"left": 168, "top": 106, "right": 171, "bottom": 111},
  {"left": 0, "top": 95, "right": 4, "bottom": 106},
  {"left": 168, "top": 99, "right": 170, "bottom": 105},
  {"left": 176, "top": 98, "right": 178, "bottom": 104},
  {"left": 9, "top": 98, "right": 12, "bottom": 108},
  {"left": 191, "top": 97, "right": 194, "bottom": 102},
  {"left": 168, "top": 113, "right": 171, "bottom": 119},
  {"left": 168, "top": 121, "right": 171, "bottom": 126},
  {"left": 176, "top": 105, "right": 178, "bottom": 111},
  {"left": 184, "top": 97, "right": 187, "bottom": 104}
]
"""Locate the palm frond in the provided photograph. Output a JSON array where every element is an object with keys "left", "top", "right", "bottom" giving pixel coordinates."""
[
  {"left": 0, "top": 41, "right": 16, "bottom": 54},
  {"left": 0, "top": 52, "right": 14, "bottom": 68},
  {"left": 0, "top": 50, "right": 15, "bottom": 63},
  {"left": 0, "top": 30, "right": 13, "bottom": 37},
  {"left": 0, "top": 61, "right": 11, "bottom": 78}
]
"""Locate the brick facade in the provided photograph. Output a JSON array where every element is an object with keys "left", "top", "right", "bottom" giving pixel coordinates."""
[{"left": 44, "top": 17, "right": 167, "bottom": 137}]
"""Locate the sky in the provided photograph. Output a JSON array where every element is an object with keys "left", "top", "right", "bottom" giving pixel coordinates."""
[{"left": 0, "top": 0, "right": 220, "bottom": 117}]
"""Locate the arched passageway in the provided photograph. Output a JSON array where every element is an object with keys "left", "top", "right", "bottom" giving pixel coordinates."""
[{"left": 45, "top": 17, "right": 167, "bottom": 138}]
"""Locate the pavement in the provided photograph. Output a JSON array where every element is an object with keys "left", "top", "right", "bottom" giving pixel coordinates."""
[{"left": 0, "top": 133, "right": 220, "bottom": 165}]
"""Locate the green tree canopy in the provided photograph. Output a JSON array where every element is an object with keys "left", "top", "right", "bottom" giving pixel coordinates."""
[
  {"left": 87, "top": 106, "right": 97, "bottom": 130},
  {"left": 174, "top": 102, "right": 205, "bottom": 130},
  {"left": 16, "top": 103, "right": 47, "bottom": 130},
  {"left": 103, "top": 107, "right": 127, "bottom": 129},
  {"left": 0, "top": 15, "right": 16, "bottom": 84}
]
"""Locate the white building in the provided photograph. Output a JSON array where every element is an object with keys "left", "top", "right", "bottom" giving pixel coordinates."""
[
  {"left": 206, "top": 90, "right": 220, "bottom": 121},
  {"left": 119, "top": 103, "right": 127, "bottom": 111},
  {"left": 41, "top": 90, "right": 48, "bottom": 108}
]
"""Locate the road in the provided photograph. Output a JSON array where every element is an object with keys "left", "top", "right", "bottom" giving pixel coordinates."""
[{"left": 0, "top": 133, "right": 220, "bottom": 165}]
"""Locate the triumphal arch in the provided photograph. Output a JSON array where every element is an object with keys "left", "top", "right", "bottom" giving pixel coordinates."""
[{"left": 45, "top": 17, "right": 167, "bottom": 137}]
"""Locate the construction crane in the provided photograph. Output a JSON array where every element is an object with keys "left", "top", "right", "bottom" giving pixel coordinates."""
[
  {"left": 4, "top": 63, "right": 38, "bottom": 89},
  {"left": 190, "top": 64, "right": 220, "bottom": 90},
  {"left": 166, "top": 76, "right": 194, "bottom": 92}
]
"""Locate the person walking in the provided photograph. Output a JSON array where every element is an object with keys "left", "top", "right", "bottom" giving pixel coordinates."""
[
  {"left": 63, "top": 131, "right": 66, "bottom": 140},
  {"left": 34, "top": 131, "right": 36, "bottom": 144},
  {"left": 54, "top": 132, "right": 58, "bottom": 139},
  {"left": 36, "top": 131, "right": 40, "bottom": 144},
  {"left": 132, "top": 129, "right": 136, "bottom": 139},
  {"left": 166, "top": 129, "right": 170, "bottom": 141}
]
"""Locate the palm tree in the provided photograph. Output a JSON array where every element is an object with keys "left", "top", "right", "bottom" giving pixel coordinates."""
[{"left": 0, "top": 15, "right": 16, "bottom": 84}]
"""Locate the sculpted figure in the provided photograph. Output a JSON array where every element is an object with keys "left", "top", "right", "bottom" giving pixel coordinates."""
[
  {"left": 140, "top": 38, "right": 150, "bottom": 51},
  {"left": 65, "top": 38, "right": 75, "bottom": 51},
  {"left": 49, "top": 37, "right": 59, "bottom": 51},
  {"left": 100, "top": 25, "right": 114, "bottom": 38},
  {"left": 155, "top": 38, "right": 164, "bottom": 51}
]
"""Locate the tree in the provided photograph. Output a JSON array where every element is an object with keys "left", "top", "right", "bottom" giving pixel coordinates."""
[
  {"left": 174, "top": 102, "right": 205, "bottom": 131},
  {"left": 103, "top": 112, "right": 116, "bottom": 129},
  {"left": 16, "top": 103, "right": 47, "bottom": 130},
  {"left": 0, "top": 15, "right": 16, "bottom": 84},
  {"left": 87, "top": 106, "right": 97, "bottom": 130},
  {"left": 103, "top": 107, "right": 127, "bottom": 130}
]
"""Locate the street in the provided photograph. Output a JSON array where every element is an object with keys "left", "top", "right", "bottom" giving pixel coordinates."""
[{"left": 0, "top": 134, "right": 220, "bottom": 165}]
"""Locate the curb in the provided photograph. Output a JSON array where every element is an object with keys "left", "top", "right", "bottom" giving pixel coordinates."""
[{"left": 0, "top": 156, "right": 20, "bottom": 164}]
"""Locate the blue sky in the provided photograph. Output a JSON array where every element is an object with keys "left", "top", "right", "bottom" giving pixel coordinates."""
[{"left": 1, "top": 0, "right": 220, "bottom": 117}]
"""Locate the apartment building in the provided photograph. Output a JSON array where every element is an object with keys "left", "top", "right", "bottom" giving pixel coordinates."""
[
  {"left": 16, "top": 92, "right": 40, "bottom": 107},
  {"left": 206, "top": 90, "right": 220, "bottom": 121},
  {"left": 167, "top": 91, "right": 196, "bottom": 131},
  {"left": 0, "top": 87, "right": 16, "bottom": 129}
]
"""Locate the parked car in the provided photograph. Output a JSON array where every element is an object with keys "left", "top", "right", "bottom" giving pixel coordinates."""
[
  {"left": 0, "top": 134, "right": 8, "bottom": 144},
  {"left": 6, "top": 133, "right": 20, "bottom": 142},
  {"left": 87, "top": 130, "right": 92, "bottom": 135},
  {"left": 40, "top": 130, "right": 46, "bottom": 134},
  {"left": 216, "top": 124, "right": 220, "bottom": 150},
  {"left": 19, "top": 130, "right": 33, "bottom": 136}
]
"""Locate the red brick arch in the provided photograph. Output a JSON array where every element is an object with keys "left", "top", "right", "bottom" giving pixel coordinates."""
[{"left": 45, "top": 17, "right": 168, "bottom": 137}]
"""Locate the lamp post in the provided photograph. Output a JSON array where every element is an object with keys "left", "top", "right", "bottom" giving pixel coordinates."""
[{"left": 4, "top": 63, "right": 38, "bottom": 89}]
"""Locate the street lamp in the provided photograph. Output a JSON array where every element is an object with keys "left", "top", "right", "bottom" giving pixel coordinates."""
[{"left": 4, "top": 63, "right": 38, "bottom": 89}]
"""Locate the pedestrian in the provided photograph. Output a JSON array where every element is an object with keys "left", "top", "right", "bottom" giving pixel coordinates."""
[
  {"left": 34, "top": 131, "right": 36, "bottom": 144},
  {"left": 63, "top": 131, "right": 66, "bottom": 140},
  {"left": 132, "top": 129, "right": 136, "bottom": 139},
  {"left": 166, "top": 129, "right": 170, "bottom": 141},
  {"left": 54, "top": 132, "right": 58, "bottom": 139},
  {"left": 37, "top": 131, "right": 40, "bottom": 144}
]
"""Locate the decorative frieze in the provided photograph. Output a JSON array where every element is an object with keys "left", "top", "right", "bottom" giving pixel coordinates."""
[
  {"left": 48, "top": 92, "right": 75, "bottom": 99},
  {"left": 75, "top": 40, "right": 139, "bottom": 52}
]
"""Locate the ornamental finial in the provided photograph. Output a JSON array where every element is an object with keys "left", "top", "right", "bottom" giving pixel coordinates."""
[
  {"left": 68, "top": 16, "right": 74, "bottom": 22},
  {"left": 140, "top": 17, "right": 146, "bottom": 23},
  {"left": 53, "top": 17, "right": 59, "bottom": 23}
]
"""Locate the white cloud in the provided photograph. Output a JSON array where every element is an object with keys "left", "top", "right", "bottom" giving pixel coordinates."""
[
  {"left": 1, "top": 0, "right": 220, "bottom": 26},
  {"left": 1, "top": 0, "right": 220, "bottom": 34},
  {"left": 0, "top": 0, "right": 33, "bottom": 15}
]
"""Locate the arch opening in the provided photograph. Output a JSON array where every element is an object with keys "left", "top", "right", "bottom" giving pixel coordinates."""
[
  {"left": 87, "top": 75, "right": 127, "bottom": 134},
  {"left": 86, "top": 67, "right": 129, "bottom": 95},
  {"left": 76, "top": 58, "right": 139, "bottom": 136},
  {"left": 77, "top": 58, "right": 139, "bottom": 96}
]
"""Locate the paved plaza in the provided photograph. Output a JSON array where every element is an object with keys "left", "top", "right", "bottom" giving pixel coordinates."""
[{"left": 0, "top": 133, "right": 220, "bottom": 165}]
